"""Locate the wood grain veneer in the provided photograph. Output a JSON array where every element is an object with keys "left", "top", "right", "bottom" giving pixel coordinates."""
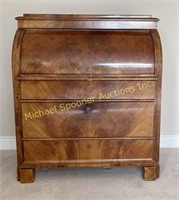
[
  {"left": 20, "top": 30, "right": 154, "bottom": 75},
  {"left": 21, "top": 80, "right": 156, "bottom": 100},
  {"left": 12, "top": 14, "right": 162, "bottom": 183},
  {"left": 22, "top": 102, "right": 154, "bottom": 138}
]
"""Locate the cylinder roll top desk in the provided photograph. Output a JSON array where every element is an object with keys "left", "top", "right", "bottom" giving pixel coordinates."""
[{"left": 12, "top": 14, "right": 162, "bottom": 183}]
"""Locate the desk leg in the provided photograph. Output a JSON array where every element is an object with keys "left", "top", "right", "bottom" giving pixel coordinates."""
[
  {"left": 18, "top": 168, "right": 35, "bottom": 183},
  {"left": 143, "top": 166, "right": 158, "bottom": 181}
]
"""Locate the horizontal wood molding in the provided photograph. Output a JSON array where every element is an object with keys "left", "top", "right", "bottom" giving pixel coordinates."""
[
  {"left": 0, "top": 135, "right": 178, "bottom": 150},
  {"left": 16, "top": 14, "right": 159, "bottom": 29},
  {"left": 17, "top": 75, "right": 158, "bottom": 81},
  {"left": 21, "top": 159, "right": 156, "bottom": 168}
]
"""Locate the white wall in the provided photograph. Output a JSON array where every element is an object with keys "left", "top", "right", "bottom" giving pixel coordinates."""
[{"left": 0, "top": 0, "right": 178, "bottom": 141}]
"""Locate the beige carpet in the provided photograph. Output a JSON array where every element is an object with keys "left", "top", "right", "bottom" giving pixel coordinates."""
[{"left": 0, "top": 149, "right": 178, "bottom": 200}]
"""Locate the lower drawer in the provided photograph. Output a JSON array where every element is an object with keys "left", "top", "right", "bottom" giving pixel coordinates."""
[{"left": 23, "top": 139, "right": 155, "bottom": 162}]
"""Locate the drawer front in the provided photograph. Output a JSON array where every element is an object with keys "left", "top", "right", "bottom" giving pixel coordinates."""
[
  {"left": 23, "top": 139, "right": 155, "bottom": 162},
  {"left": 22, "top": 102, "right": 154, "bottom": 138},
  {"left": 21, "top": 30, "right": 154, "bottom": 75},
  {"left": 21, "top": 80, "right": 155, "bottom": 100}
]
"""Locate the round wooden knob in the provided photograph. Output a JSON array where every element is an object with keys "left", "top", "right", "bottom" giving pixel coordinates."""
[{"left": 85, "top": 106, "right": 92, "bottom": 114}]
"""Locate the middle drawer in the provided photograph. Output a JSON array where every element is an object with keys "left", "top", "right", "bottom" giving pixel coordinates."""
[{"left": 22, "top": 102, "right": 155, "bottom": 138}]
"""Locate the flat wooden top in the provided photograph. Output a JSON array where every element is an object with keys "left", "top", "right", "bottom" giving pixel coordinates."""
[
  {"left": 16, "top": 14, "right": 158, "bottom": 21},
  {"left": 16, "top": 14, "right": 159, "bottom": 29}
]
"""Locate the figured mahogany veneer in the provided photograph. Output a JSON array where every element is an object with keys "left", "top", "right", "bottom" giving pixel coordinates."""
[
  {"left": 20, "top": 30, "right": 154, "bottom": 75},
  {"left": 12, "top": 14, "right": 162, "bottom": 183},
  {"left": 22, "top": 102, "right": 154, "bottom": 138},
  {"left": 21, "top": 80, "right": 156, "bottom": 100},
  {"left": 23, "top": 140, "right": 155, "bottom": 163}
]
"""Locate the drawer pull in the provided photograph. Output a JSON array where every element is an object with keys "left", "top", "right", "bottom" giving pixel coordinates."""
[
  {"left": 85, "top": 106, "right": 93, "bottom": 114},
  {"left": 86, "top": 66, "right": 91, "bottom": 72}
]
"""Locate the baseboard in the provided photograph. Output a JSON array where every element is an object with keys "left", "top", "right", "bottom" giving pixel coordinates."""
[
  {"left": 0, "top": 135, "right": 178, "bottom": 150},
  {"left": 0, "top": 136, "right": 16, "bottom": 150},
  {"left": 160, "top": 135, "right": 179, "bottom": 148}
]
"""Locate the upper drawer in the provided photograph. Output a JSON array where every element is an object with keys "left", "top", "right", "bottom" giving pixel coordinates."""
[
  {"left": 21, "top": 80, "right": 156, "bottom": 100},
  {"left": 20, "top": 30, "right": 155, "bottom": 75}
]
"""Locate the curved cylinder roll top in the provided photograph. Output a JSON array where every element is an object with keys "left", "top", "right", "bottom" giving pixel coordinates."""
[{"left": 13, "top": 14, "right": 162, "bottom": 76}]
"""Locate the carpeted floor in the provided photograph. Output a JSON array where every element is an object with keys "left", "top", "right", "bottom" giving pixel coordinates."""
[{"left": 0, "top": 149, "right": 178, "bottom": 200}]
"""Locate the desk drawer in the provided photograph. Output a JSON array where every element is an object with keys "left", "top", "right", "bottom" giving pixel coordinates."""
[
  {"left": 22, "top": 102, "right": 154, "bottom": 138},
  {"left": 21, "top": 80, "right": 155, "bottom": 100},
  {"left": 23, "top": 139, "right": 155, "bottom": 162}
]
